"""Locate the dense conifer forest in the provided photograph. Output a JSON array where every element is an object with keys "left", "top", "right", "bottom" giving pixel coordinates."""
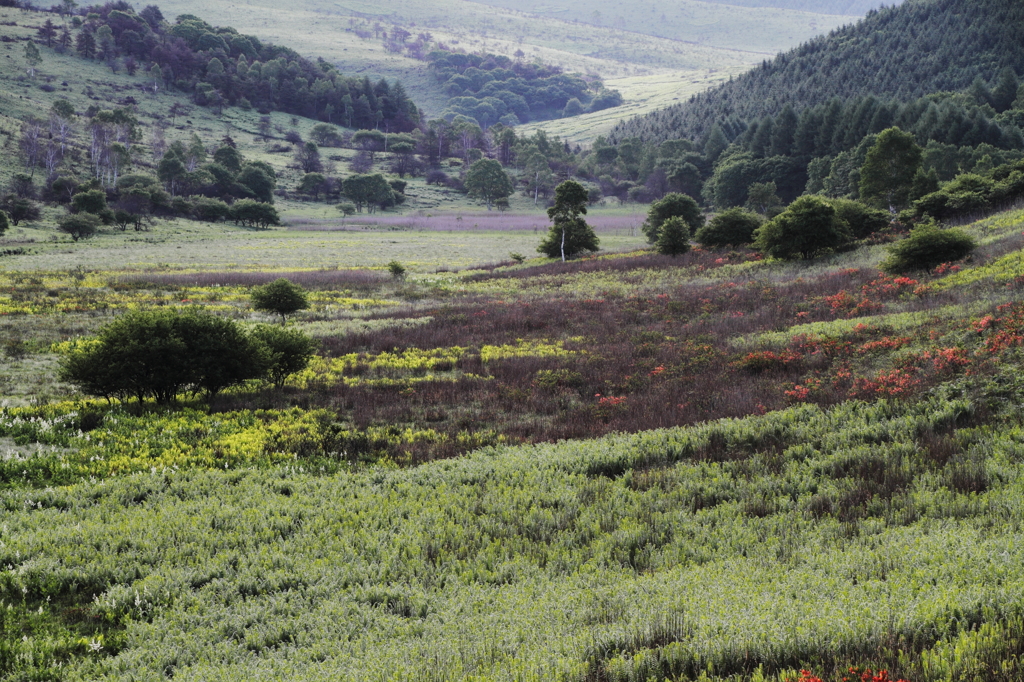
[{"left": 610, "top": 0, "right": 1024, "bottom": 145}]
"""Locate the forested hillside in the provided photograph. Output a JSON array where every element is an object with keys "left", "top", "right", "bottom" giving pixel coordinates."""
[{"left": 610, "top": 0, "right": 1024, "bottom": 145}]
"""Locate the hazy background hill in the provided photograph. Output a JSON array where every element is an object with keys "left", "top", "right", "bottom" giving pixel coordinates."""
[{"left": 151, "top": 0, "right": 894, "bottom": 136}]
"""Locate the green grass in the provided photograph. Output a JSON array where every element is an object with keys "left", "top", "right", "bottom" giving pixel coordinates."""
[{"left": 3, "top": 202, "right": 1024, "bottom": 679}]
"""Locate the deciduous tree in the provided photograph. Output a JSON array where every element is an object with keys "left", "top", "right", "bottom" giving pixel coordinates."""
[
  {"left": 464, "top": 158, "right": 513, "bottom": 209},
  {"left": 859, "top": 127, "right": 923, "bottom": 213}
]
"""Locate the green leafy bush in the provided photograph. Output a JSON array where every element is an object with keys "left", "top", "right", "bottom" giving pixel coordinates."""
[
  {"left": 695, "top": 208, "right": 762, "bottom": 247},
  {"left": 656, "top": 216, "right": 692, "bottom": 256},
  {"left": 642, "top": 193, "right": 705, "bottom": 244},
  {"left": 753, "top": 195, "right": 852, "bottom": 260},
  {"left": 882, "top": 222, "right": 977, "bottom": 273},
  {"left": 58, "top": 308, "right": 269, "bottom": 403},
  {"left": 826, "top": 198, "right": 890, "bottom": 239}
]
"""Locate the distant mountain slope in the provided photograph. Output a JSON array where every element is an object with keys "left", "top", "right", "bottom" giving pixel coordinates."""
[
  {"left": 467, "top": 0, "right": 859, "bottom": 54},
  {"left": 610, "top": 0, "right": 1024, "bottom": 143}
]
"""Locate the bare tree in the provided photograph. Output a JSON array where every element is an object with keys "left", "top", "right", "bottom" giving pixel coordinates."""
[
  {"left": 20, "top": 120, "right": 44, "bottom": 177},
  {"left": 44, "top": 141, "right": 63, "bottom": 176},
  {"left": 49, "top": 113, "right": 74, "bottom": 156}
]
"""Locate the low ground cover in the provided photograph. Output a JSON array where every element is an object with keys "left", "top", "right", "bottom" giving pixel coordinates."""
[{"left": 0, "top": 207, "right": 1023, "bottom": 680}]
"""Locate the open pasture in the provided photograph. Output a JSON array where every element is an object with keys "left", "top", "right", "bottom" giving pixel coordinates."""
[{"left": 3, "top": 204, "right": 1024, "bottom": 680}]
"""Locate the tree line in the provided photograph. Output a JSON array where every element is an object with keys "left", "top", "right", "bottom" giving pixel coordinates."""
[{"left": 57, "top": 2, "right": 420, "bottom": 128}]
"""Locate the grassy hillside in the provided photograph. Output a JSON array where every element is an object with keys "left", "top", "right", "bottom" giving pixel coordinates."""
[
  {"left": 458, "top": 0, "right": 859, "bottom": 53},
  {"left": 610, "top": 0, "right": 1024, "bottom": 144},
  {"left": 7, "top": 2, "right": 1024, "bottom": 681}
]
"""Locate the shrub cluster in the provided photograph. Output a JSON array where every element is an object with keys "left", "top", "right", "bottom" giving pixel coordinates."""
[
  {"left": 882, "top": 222, "right": 977, "bottom": 273},
  {"left": 907, "top": 158, "right": 1024, "bottom": 222}
]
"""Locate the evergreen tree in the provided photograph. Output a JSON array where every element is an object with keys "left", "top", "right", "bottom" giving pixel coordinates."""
[{"left": 656, "top": 216, "right": 691, "bottom": 256}]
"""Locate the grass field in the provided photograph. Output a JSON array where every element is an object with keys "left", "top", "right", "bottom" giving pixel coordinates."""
[{"left": 4, "top": 168, "right": 1024, "bottom": 679}]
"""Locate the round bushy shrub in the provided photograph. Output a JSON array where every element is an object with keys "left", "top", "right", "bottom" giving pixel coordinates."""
[
  {"left": 753, "top": 195, "right": 852, "bottom": 260},
  {"left": 695, "top": 208, "right": 761, "bottom": 247},
  {"left": 882, "top": 223, "right": 976, "bottom": 273},
  {"left": 826, "top": 198, "right": 890, "bottom": 239}
]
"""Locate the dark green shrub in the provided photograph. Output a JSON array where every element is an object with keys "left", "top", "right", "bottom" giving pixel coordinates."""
[
  {"left": 753, "top": 195, "right": 853, "bottom": 260},
  {"left": 882, "top": 222, "right": 977, "bottom": 273},
  {"left": 249, "top": 325, "right": 317, "bottom": 388},
  {"left": 655, "top": 216, "right": 691, "bottom": 256},
  {"left": 58, "top": 308, "right": 269, "bottom": 403},
  {"left": 695, "top": 208, "right": 761, "bottom": 247},
  {"left": 57, "top": 213, "right": 100, "bottom": 241},
  {"left": 192, "top": 197, "right": 231, "bottom": 223},
  {"left": 642, "top": 193, "right": 704, "bottom": 244}
]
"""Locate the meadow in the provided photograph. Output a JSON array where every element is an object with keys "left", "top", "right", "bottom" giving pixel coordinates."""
[{"left": 3, "top": 178, "right": 1024, "bottom": 679}]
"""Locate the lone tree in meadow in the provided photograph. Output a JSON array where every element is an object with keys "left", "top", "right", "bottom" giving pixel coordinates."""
[
  {"left": 23, "top": 41, "right": 41, "bottom": 77},
  {"left": 642, "top": 193, "right": 705, "bottom": 244},
  {"left": 753, "top": 195, "right": 852, "bottom": 260},
  {"left": 464, "top": 158, "right": 514, "bottom": 210},
  {"left": 57, "top": 213, "right": 100, "bottom": 241},
  {"left": 251, "top": 278, "right": 309, "bottom": 323},
  {"left": 538, "top": 179, "right": 599, "bottom": 261},
  {"left": 859, "top": 127, "right": 923, "bottom": 214}
]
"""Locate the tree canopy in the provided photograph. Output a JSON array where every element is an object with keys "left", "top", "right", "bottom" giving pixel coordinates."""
[
  {"left": 464, "top": 159, "right": 514, "bottom": 209},
  {"left": 859, "top": 127, "right": 923, "bottom": 213}
]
